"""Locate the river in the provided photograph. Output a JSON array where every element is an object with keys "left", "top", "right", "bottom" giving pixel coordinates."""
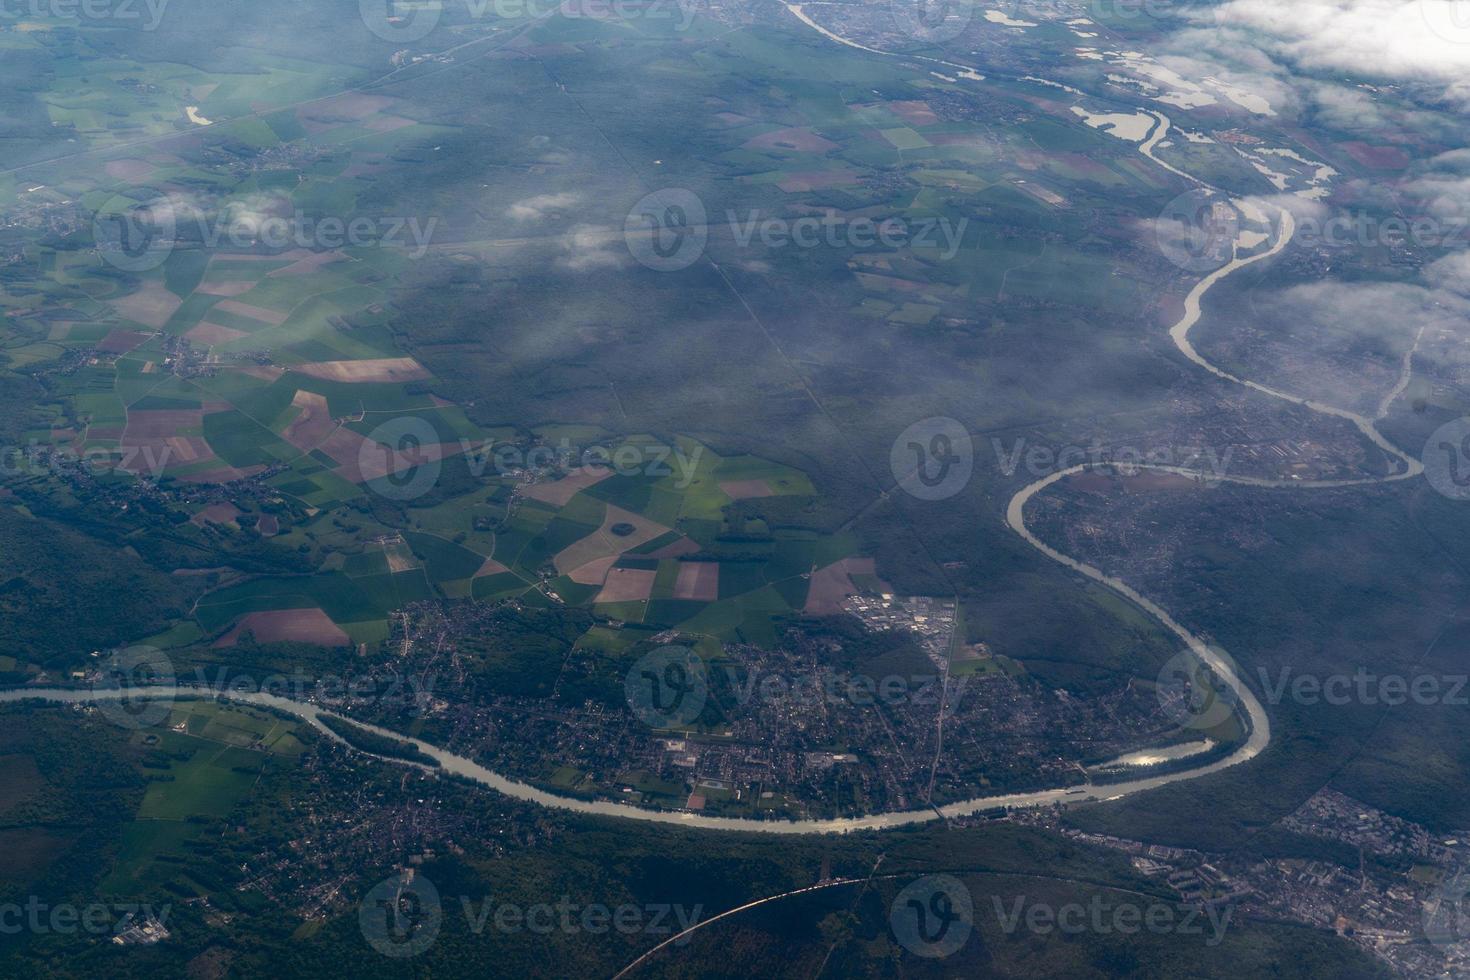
[
  {"left": 0, "top": 682, "right": 1263, "bottom": 834},
  {"left": 0, "top": 13, "right": 1428, "bottom": 837}
]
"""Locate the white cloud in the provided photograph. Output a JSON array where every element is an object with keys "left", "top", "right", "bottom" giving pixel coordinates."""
[
  {"left": 219, "top": 193, "right": 289, "bottom": 237},
  {"left": 1403, "top": 150, "right": 1470, "bottom": 219},
  {"left": 506, "top": 192, "right": 581, "bottom": 222},
  {"left": 556, "top": 224, "right": 624, "bottom": 271},
  {"left": 1425, "top": 251, "right": 1470, "bottom": 295},
  {"left": 1205, "top": 0, "right": 1470, "bottom": 94}
]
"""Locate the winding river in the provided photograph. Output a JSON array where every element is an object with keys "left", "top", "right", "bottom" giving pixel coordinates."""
[
  {"left": 0, "top": 12, "right": 1429, "bottom": 836},
  {"left": 4, "top": 228, "right": 1420, "bottom": 835},
  {"left": 0, "top": 682, "right": 1256, "bottom": 834}
]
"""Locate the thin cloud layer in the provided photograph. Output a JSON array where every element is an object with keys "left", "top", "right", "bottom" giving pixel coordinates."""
[{"left": 1207, "top": 0, "right": 1470, "bottom": 93}]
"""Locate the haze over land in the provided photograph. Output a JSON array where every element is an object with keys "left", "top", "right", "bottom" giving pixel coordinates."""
[{"left": 0, "top": 0, "right": 1468, "bottom": 976}]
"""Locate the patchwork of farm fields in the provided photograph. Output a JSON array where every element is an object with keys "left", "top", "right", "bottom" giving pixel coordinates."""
[{"left": 0, "top": 6, "right": 1180, "bottom": 669}]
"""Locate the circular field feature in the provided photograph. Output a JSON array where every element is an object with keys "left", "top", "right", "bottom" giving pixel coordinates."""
[{"left": 610, "top": 522, "right": 636, "bottom": 537}]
